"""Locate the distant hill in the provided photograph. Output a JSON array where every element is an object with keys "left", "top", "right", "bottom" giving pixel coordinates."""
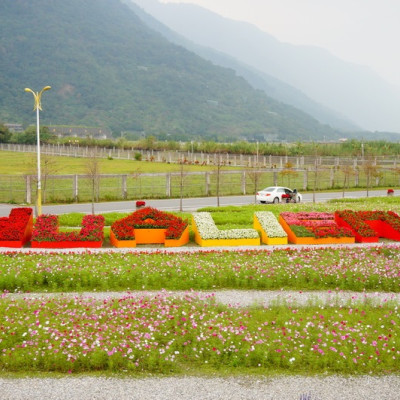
[
  {"left": 0, "top": 0, "right": 348, "bottom": 142},
  {"left": 132, "top": 0, "right": 400, "bottom": 134},
  {"left": 128, "top": 0, "right": 358, "bottom": 132}
]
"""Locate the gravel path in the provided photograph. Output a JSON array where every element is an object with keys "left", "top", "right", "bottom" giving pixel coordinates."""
[
  {"left": 1, "top": 375, "right": 400, "bottom": 400},
  {"left": 7, "top": 289, "right": 400, "bottom": 307}
]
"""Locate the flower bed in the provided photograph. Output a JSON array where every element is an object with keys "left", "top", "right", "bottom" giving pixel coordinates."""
[
  {"left": 192, "top": 212, "right": 260, "bottom": 247},
  {"left": 335, "top": 210, "right": 400, "bottom": 242},
  {"left": 253, "top": 211, "right": 288, "bottom": 245},
  {"left": 31, "top": 214, "right": 104, "bottom": 248},
  {"left": 0, "top": 208, "right": 33, "bottom": 248},
  {"left": 0, "top": 293, "right": 398, "bottom": 374},
  {"left": 280, "top": 212, "right": 355, "bottom": 245},
  {"left": 110, "top": 207, "right": 189, "bottom": 247}
]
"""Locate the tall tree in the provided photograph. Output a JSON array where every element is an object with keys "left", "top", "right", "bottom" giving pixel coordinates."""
[{"left": 0, "top": 124, "right": 11, "bottom": 143}]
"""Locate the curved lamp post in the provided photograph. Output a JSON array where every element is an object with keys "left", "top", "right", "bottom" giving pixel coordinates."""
[{"left": 24, "top": 86, "right": 51, "bottom": 216}]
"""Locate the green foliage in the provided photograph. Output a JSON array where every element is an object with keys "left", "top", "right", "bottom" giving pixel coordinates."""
[
  {"left": 9, "top": 126, "right": 55, "bottom": 145},
  {"left": 0, "top": 123, "right": 11, "bottom": 143}
]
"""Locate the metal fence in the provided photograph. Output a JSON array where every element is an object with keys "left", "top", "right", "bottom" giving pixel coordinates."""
[{"left": 1, "top": 167, "right": 399, "bottom": 205}]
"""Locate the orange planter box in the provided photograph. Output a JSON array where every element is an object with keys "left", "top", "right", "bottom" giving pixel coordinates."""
[
  {"left": 165, "top": 226, "right": 189, "bottom": 247},
  {"left": 279, "top": 216, "right": 355, "bottom": 245},
  {"left": 135, "top": 228, "right": 166, "bottom": 244},
  {"left": 110, "top": 230, "right": 136, "bottom": 248},
  {"left": 110, "top": 227, "right": 189, "bottom": 248}
]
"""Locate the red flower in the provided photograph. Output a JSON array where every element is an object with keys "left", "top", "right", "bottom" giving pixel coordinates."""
[
  {"left": 0, "top": 208, "right": 33, "bottom": 241},
  {"left": 335, "top": 210, "right": 400, "bottom": 238},
  {"left": 32, "top": 214, "right": 104, "bottom": 242},
  {"left": 282, "top": 211, "right": 354, "bottom": 238},
  {"left": 111, "top": 207, "right": 188, "bottom": 240}
]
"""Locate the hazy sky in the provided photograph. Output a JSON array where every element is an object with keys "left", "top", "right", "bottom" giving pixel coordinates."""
[{"left": 160, "top": 0, "right": 400, "bottom": 87}]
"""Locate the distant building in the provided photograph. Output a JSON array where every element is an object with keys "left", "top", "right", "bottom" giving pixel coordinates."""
[
  {"left": 48, "top": 126, "right": 112, "bottom": 139},
  {"left": 4, "top": 123, "right": 23, "bottom": 133}
]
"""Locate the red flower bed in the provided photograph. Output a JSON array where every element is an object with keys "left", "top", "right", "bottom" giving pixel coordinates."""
[
  {"left": 281, "top": 212, "right": 354, "bottom": 239},
  {"left": 31, "top": 214, "right": 104, "bottom": 247},
  {"left": 335, "top": 210, "right": 400, "bottom": 242},
  {"left": 0, "top": 208, "right": 33, "bottom": 247},
  {"left": 111, "top": 207, "right": 188, "bottom": 241}
]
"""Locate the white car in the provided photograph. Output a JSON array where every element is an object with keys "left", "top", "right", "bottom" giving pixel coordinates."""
[{"left": 256, "top": 186, "right": 302, "bottom": 204}]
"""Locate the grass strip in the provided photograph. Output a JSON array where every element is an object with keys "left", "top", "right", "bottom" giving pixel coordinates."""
[{"left": 1, "top": 246, "right": 399, "bottom": 292}]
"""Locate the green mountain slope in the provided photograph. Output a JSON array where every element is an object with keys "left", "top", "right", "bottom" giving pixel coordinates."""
[{"left": 0, "top": 0, "right": 341, "bottom": 141}]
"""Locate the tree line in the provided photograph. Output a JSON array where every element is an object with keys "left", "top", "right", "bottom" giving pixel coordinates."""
[{"left": 1, "top": 123, "right": 400, "bottom": 158}]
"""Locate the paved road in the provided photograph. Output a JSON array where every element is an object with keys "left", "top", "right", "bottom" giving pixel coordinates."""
[{"left": 0, "top": 189, "right": 392, "bottom": 216}]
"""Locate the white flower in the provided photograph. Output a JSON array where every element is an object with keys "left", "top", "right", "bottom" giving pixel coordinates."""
[
  {"left": 255, "top": 212, "right": 287, "bottom": 238},
  {"left": 192, "top": 212, "right": 259, "bottom": 240}
]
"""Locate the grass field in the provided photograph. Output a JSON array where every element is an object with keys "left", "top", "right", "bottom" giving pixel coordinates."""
[
  {"left": 0, "top": 151, "right": 214, "bottom": 175},
  {"left": 2, "top": 150, "right": 400, "bottom": 205}
]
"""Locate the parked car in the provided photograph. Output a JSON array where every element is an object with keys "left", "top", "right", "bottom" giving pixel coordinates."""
[{"left": 256, "top": 186, "right": 302, "bottom": 204}]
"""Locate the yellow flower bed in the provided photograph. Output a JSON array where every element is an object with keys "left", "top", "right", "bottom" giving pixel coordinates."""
[
  {"left": 192, "top": 217, "right": 260, "bottom": 247},
  {"left": 253, "top": 214, "right": 288, "bottom": 245}
]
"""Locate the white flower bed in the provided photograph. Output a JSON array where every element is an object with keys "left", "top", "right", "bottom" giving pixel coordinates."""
[
  {"left": 255, "top": 211, "right": 287, "bottom": 238},
  {"left": 193, "top": 212, "right": 259, "bottom": 240}
]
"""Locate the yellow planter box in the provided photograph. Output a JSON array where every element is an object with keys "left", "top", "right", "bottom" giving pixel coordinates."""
[
  {"left": 279, "top": 216, "right": 355, "bottom": 245},
  {"left": 195, "top": 237, "right": 260, "bottom": 247},
  {"left": 192, "top": 218, "right": 260, "bottom": 247},
  {"left": 253, "top": 215, "right": 288, "bottom": 245}
]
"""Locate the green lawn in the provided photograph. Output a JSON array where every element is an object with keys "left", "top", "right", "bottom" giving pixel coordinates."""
[{"left": 0, "top": 150, "right": 216, "bottom": 175}]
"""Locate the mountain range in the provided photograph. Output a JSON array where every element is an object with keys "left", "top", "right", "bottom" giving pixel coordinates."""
[
  {"left": 131, "top": 0, "right": 400, "bottom": 135},
  {"left": 1, "top": 0, "right": 399, "bottom": 142}
]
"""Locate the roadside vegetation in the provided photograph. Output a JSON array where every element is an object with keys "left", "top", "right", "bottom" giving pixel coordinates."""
[{"left": 2, "top": 125, "right": 400, "bottom": 157}]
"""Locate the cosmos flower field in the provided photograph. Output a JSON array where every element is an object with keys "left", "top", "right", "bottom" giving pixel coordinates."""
[
  {"left": 0, "top": 291, "right": 399, "bottom": 374},
  {"left": 0, "top": 244, "right": 399, "bottom": 375},
  {"left": 0, "top": 246, "right": 399, "bottom": 292}
]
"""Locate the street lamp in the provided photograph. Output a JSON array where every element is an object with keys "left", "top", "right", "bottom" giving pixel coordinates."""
[{"left": 24, "top": 86, "right": 51, "bottom": 216}]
